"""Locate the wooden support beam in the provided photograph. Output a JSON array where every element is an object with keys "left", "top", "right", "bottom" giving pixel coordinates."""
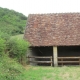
[{"left": 53, "top": 46, "right": 58, "bottom": 67}]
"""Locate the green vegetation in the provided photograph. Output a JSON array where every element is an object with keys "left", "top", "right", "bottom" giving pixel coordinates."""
[
  {"left": 0, "top": 7, "right": 80, "bottom": 80},
  {"left": 0, "top": 55, "right": 28, "bottom": 80},
  {"left": 0, "top": 7, "right": 27, "bottom": 36},
  {"left": 0, "top": 38, "right": 6, "bottom": 54},
  {"left": 11, "top": 34, "right": 24, "bottom": 39},
  {"left": 7, "top": 38, "right": 29, "bottom": 65},
  {"left": 0, "top": 7, "right": 31, "bottom": 80},
  {"left": 1, "top": 61, "right": 80, "bottom": 80},
  {"left": 0, "top": 31, "right": 10, "bottom": 41},
  {"left": 0, "top": 36, "right": 30, "bottom": 80},
  {"left": 21, "top": 66, "right": 80, "bottom": 80}
]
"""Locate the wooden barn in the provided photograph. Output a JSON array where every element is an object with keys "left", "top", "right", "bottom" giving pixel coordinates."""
[{"left": 24, "top": 13, "right": 80, "bottom": 66}]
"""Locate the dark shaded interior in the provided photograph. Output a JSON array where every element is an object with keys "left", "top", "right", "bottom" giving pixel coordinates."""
[
  {"left": 58, "top": 46, "right": 80, "bottom": 57},
  {"left": 30, "top": 46, "right": 80, "bottom": 66},
  {"left": 30, "top": 46, "right": 53, "bottom": 66},
  {"left": 58, "top": 46, "right": 80, "bottom": 65},
  {"left": 31, "top": 46, "right": 53, "bottom": 56}
]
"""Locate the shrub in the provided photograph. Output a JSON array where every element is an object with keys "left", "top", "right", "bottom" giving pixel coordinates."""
[
  {"left": 0, "top": 38, "right": 6, "bottom": 56},
  {"left": 0, "top": 31, "right": 10, "bottom": 41},
  {"left": 7, "top": 38, "right": 29, "bottom": 65}
]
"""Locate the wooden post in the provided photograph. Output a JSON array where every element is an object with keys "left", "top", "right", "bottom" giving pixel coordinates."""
[
  {"left": 61, "top": 58, "right": 63, "bottom": 66},
  {"left": 51, "top": 56, "right": 52, "bottom": 66},
  {"left": 53, "top": 46, "right": 58, "bottom": 67}
]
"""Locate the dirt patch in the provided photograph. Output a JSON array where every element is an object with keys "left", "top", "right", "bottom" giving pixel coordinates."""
[{"left": 24, "top": 65, "right": 31, "bottom": 70}]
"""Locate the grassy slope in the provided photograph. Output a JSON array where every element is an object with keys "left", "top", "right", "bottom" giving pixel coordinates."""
[
  {"left": 11, "top": 34, "right": 24, "bottom": 39},
  {"left": 25, "top": 66, "right": 80, "bottom": 80},
  {"left": 0, "top": 55, "right": 28, "bottom": 80}
]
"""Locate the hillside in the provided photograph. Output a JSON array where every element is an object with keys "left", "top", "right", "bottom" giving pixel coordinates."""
[{"left": 0, "top": 7, "right": 27, "bottom": 35}]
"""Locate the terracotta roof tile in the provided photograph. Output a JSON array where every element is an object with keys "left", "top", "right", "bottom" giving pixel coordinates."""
[{"left": 24, "top": 13, "right": 80, "bottom": 46}]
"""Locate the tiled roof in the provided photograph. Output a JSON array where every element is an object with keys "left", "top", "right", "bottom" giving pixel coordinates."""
[{"left": 24, "top": 13, "right": 80, "bottom": 46}]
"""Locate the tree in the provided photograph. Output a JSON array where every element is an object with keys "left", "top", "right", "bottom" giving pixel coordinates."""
[
  {"left": 7, "top": 38, "right": 29, "bottom": 65},
  {"left": 0, "top": 7, "right": 27, "bottom": 36}
]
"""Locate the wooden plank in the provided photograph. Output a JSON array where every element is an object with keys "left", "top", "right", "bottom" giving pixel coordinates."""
[
  {"left": 58, "top": 57, "right": 80, "bottom": 59},
  {"left": 58, "top": 61, "right": 80, "bottom": 63},
  {"left": 27, "top": 56, "right": 53, "bottom": 66},
  {"left": 53, "top": 46, "right": 58, "bottom": 67},
  {"left": 30, "top": 61, "right": 52, "bottom": 63},
  {"left": 51, "top": 56, "right": 52, "bottom": 66},
  {"left": 27, "top": 56, "right": 52, "bottom": 57},
  {"left": 61, "top": 58, "right": 63, "bottom": 66},
  {"left": 27, "top": 56, "right": 52, "bottom": 59}
]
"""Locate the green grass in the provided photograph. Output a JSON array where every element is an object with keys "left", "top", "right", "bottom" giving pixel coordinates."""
[
  {"left": 1, "top": 56, "right": 80, "bottom": 80},
  {"left": 24, "top": 66, "right": 80, "bottom": 80},
  {"left": 11, "top": 34, "right": 24, "bottom": 39}
]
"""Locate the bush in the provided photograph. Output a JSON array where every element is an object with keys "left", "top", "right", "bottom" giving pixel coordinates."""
[
  {"left": 0, "top": 31, "right": 10, "bottom": 41},
  {"left": 0, "top": 38, "right": 6, "bottom": 56},
  {"left": 7, "top": 38, "right": 29, "bottom": 65}
]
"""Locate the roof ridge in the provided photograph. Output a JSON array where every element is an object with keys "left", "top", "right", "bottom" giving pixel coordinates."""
[{"left": 29, "top": 12, "right": 80, "bottom": 15}]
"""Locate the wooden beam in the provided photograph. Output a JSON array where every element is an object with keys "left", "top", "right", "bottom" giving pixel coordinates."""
[
  {"left": 58, "top": 61, "right": 80, "bottom": 63},
  {"left": 30, "top": 61, "right": 52, "bottom": 63},
  {"left": 53, "top": 46, "right": 58, "bottom": 67},
  {"left": 58, "top": 57, "right": 80, "bottom": 59},
  {"left": 27, "top": 56, "right": 52, "bottom": 58}
]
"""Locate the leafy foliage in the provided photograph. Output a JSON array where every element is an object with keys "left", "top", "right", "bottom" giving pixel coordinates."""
[
  {"left": 0, "top": 7, "right": 27, "bottom": 35},
  {"left": 7, "top": 38, "right": 29, "bottom": 65},
  {"left": 0, "top": 31, "right": 10, "bottom": 41},
  {"left": 0, "top": 38, "right": 6, "bottom": 56}
]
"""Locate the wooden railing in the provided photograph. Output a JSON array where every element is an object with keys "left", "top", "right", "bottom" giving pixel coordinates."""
[
  {"left": 27, "top": 56, "right": 53, "bottom": 66},
  {"left": 58, "top": 57, "right": 80, "bottom": 65},
  {"left": 27, "top": 56, "right": 80, "bottom": 66}
]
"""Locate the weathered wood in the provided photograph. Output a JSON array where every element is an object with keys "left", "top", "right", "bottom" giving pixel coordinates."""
[
  {"left": 58, "top": 57, "right": 80, "bottom": 65},
  {"left": 27, "top": 56, "right": 52, "bottom": 66},
  {"left": 53, "top": 46, "right": 58, "bottom": 67},
  {"left": 58, "top": 57, "right": 80, "bottom": 59},
  {"left": 27, "top": 56, "right": 52, "bottom": 59},
  {"left": 30, "top": 61, "right": 52, "bottom": 63},
  {"left": 61, "top": 58, "right": 63, "bottom": 66},
  {"left": 58, "top": 61, "right": 80, "bottom": 63},
  {"left": 51, "top": 56, "right": 52, "bottom": 66}
]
